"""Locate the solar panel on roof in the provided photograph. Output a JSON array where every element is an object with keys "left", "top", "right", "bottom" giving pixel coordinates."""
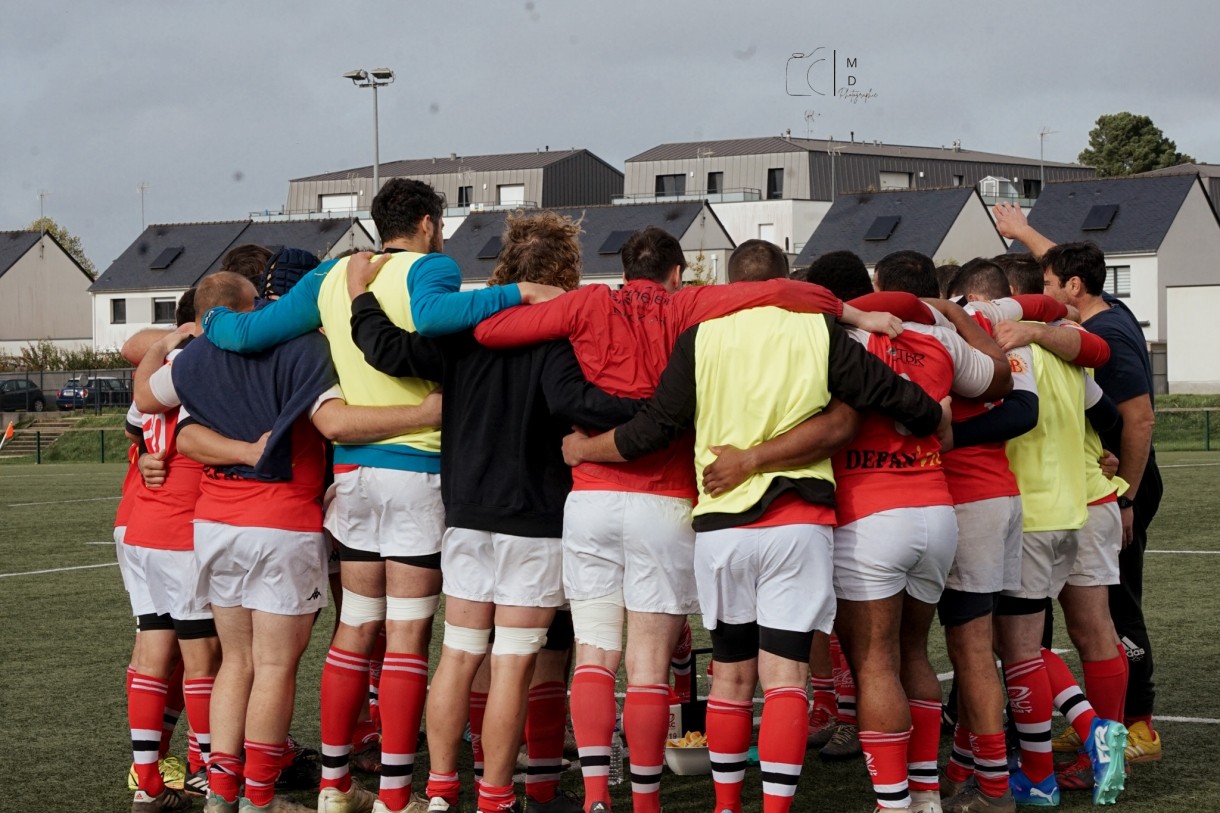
[
  {"left": 150, "top": 246, "right": 183, "bottom": 269},
  {"left": 863, "top": 216, "right": 901, "bottom": 241},
  {"left": 598, "top": 230, "right": 635, "bottom": 255},
  {"left": 1082, "top": 204, "right": 1119, "bottom": 231},
  {"left": 477, "top": 236, "right": 503, "bottom": 259}
]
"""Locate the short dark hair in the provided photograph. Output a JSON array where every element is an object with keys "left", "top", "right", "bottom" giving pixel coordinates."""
[
  {"left": 175, "top": 288, "right": 196, "bottom": 326},
  {"left": 874, "top": 250, "right": 939, "bottom": 298},
  {"left": 1042, "top": 241, "right": 1107, "bottom": 296},
  {"left": 220, "top": 244, "right": 273, "bottom": 281},
  {"left": 620, "top": 226, "right": 686, "bottom": 283},
  {"left": 803, "top": 250, "right": 871, "bottom": 301},
  {"left": 728, "top": 239, "right": 789, "bottom": 282},
  {"left": 935, "top": 263, "right": 961, "bottom": 299},
  {"left": 999, "top": 253, "right": 1044, "bottom": 295},
  {"left": 371, "top": 178, "right": 445, "bottom": 243},
  {"left": 196, "top": 271, "right": 256, "bottom": 315},
  {"left": 951, "top": 258, "right": 1012, "bottom": 300}
]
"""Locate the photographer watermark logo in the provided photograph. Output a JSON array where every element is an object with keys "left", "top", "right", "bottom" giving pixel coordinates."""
[{"left": 786, "top": 48, "right": 877, "bottom": 104}]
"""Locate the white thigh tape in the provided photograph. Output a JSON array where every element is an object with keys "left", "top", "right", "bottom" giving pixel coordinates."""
[
  {"left": 570, "top": 591, "right": 625, "bottom": 652},
  {"left": 385, "top": 593, "right": 440, "bottom": 621}
]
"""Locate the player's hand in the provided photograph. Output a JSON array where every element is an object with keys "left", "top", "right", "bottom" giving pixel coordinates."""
[
  {"left": 992, "top": 319, "right": 1040, "bottom": 353},
  {"left": 419, "top": 390, "right": 443, "bottom": 428},
  {"left": 936, "top": 396, "right": 953, "bottom": 444},
  {"left": 244, "top": 431, "right": 270, "bottom": 468},
  {"left": 518, "top": 282, "right": 565, "bottom": 305},
  {"left": 858, "top": 310, "right": 903, "bottom": 338},
  {"left": 1100, "top": 450, "right": 1120, "bottom": 479},
  {"left": 347, "top": 252, "right": 391, "bottom": 300},
  {"left": 138, "top": 451, "right": 167, "bottom": 488},
  {"left": 702, "top": 445, "right": 757, "bottom": 498},
  {"left": 155, "top": 329, "right": 191, "bottom": 354},
  {"left": 561, "top": 427, "right": 590, "bottom": 466},
  {"left": 992, "top": 202, "right": 1030, "bottom": 240},
  {"left": 1120, "top": 505, "right": 1134, "bottom": 548}
]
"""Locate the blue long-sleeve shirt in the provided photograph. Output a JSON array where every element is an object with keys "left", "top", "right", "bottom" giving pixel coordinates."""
[{"left": 203, "top": 253, "right": 522, "bottom": 349}]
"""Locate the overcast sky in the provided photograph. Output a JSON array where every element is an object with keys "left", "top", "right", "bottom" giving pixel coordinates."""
[{"left": 3, "top": 0, "right": 1217, "bottom": 271}]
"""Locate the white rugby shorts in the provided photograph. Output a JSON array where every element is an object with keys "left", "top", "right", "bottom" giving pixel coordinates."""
[
  {"left": 946, "top": 496, "right": 1023, "bottom": 594},
  {"left": 562, "top": 491, "right": 699, "bottom": 615},
  {"left": 833, "top": 505, "right": 958, "bottom": 604},
  {"left": 194, "top": 521, "right": 329, "bottom": 615},
  {"left": 1067, "top": 501, "right": 1121, "bottom": 587},
  {"left": 1002, "top": 529, "right": 1077, "bottom": 601},
  {"left": 441, "top": 527, "right": 565, "bottom": 608},
  {"left": 122, "top": 543, "right": 213, "bottom": 621},
  {"left": 694, "top": 523, "right": 836, "bottom": 635},
  {"left": 324, "top": 467, "right": 444, "bottom": 559}
]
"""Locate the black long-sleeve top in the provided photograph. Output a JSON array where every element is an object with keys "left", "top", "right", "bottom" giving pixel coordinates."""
[{"left": 350, "top": 291, "right": 641, "bottom": 537}]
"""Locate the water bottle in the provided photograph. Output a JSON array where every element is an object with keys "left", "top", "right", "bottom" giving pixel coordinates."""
[{"left": 609, "top": 719, "right": 626, "bottom": 786}]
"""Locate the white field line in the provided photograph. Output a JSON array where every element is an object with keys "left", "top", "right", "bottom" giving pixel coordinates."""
[
  {"left": 1146, "top": 549, "right": 1220, "bottom": 554},
  {"left": 1159, "top": 462, "right": 1220, "bottom": 469},
  {"left": 7, "top": 495, "right": 119, "bottom": 507},
  {"left": 0, "top": 562, "right": 118, "bottom": 578}
]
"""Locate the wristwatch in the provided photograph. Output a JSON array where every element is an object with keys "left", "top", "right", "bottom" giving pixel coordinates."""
[{"left": 1117, "top": 496, "right": 1134, "bottom": 509}]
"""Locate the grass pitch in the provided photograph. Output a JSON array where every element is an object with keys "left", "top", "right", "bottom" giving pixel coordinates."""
[{"left": 0, "top": 455, "right": 1217, "bottom": 812}]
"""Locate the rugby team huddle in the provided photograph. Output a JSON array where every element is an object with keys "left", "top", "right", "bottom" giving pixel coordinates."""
[{"left": 115, "top": 178, "right": 1163, "bottom": 813}]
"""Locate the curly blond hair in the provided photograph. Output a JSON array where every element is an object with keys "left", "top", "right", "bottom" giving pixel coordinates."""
[{"left": 488, "top": 211, "right": 582, "bottom": 291}]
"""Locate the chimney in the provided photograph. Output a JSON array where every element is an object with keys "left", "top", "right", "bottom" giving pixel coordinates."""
[
  {"left": 450, "top": 152, "right": 457, "bottom": 160},
  {"left": 850, "top": 131, "right": 855, "bottom": 143}
]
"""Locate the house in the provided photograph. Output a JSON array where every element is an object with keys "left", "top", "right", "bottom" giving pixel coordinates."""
[
  {"left": 283, "top": 148, "right": 624, "bottom": 220},
  {"left": 1136, "top": 162, "right": 1220, "bottom": 220},
  {"left": 0, "top": 230, "right": 93, "bottom": 354},
  {"left": 444, "top": 201, "right": 735, "bottom": 289},
  {"left": 794, "top": 188, "right": 1006, "bottom": 271},
  {"left": 620, "top": 135, "right": 1093, "bottom": 258},
  {"left": 89, "top": 218, "right": 374, "bottom": 349}
]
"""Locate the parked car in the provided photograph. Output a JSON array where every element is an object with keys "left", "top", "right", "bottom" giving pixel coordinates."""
[
  {"left": 55, "top": 376, "right": 133, "bottom": 410},
  {"left": 0, "top": 378, "right": 46, "bottom": 412}
]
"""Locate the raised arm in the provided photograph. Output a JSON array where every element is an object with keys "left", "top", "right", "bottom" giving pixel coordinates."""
[
  {"left": 202, "top": 264, "right": 328, "bottom": 352},
  {"left": 701, "top": 399, "right": 861, "bottom": 497},
  {"left": 993, "top": 202, "right": 1055, "bottom": 259},
  {"left": 121, "top": 328, "right": 175, "bottom": 365}
]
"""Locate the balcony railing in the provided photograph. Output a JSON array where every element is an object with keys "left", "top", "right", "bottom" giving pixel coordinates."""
[
  {"left": 613, "top": 188, "right": 763, "bottom": 205},
  {"left": 445, "top": 201, "right": 539, "bottom": 217},
  {"left": 978, "top": 192, "right": 1037, "bottom": 208}
]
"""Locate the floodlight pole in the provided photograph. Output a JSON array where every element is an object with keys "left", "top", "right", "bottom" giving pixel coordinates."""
[
  {"left": 1038, "top": 127, "right": 1059, "bottom": 190},
  {"left": 344, "top": 68, "right": 396, "bottom": 198}
]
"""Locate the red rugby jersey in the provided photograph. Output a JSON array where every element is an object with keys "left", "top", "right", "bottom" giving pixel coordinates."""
[
  {"left": 124, "top": 408, "right": 204, "bottom": 551},
  {"left": 475, "top": 278, "right": 843, "bottom": 498},
  {"left": 193, "top": 417, "right": 326, "bottom": 531},
  {"left": 115, "top": 442, "right": 142, "bottom": 529},
  {"left": 832, "top": 330, "right": 954, "bottom": 526}
]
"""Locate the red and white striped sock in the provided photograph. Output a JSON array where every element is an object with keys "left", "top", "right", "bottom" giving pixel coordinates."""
[
  {"left": 525, "top": 681, "right": 568, "bottom": 805},
  {"left": 571, "top": 664, "right": 617, "bottom": 808},
  {"left": 183, "top": 677, "right": 213, "bottom": 773},
  {"left": 707, "top": 696, "right": 753, "bottom": 813},
  {"left": 907, "top": 699, "right": 942, "bottom": 793},
  {"left": 759, "top": 686, "right": 808, "bottom": 813},
  {"left": 129, "top": 672, "right": 169, "bottom": 795},
  {"left": 624, "top": 684, "right": 670, "bottom": 813},
  {"left": 319, "top": 646, "right": 371, "bottom": 792},
  {"left": 1004, "top": 657, "right": 1054, "bottom": 782},
  {"left": 243, "top": 739, "right": 285, "bottom": 807},
  {"left": 377, "top": 652, "right": 429, "bottom": 812},
  {"left": 859, "top": 728, "right": 912, "bottom": 810}
]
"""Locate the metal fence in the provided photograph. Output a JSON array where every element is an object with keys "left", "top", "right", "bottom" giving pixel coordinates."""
[{"left": 1152, "top": 407, "right": 1220, "bottom": 451}]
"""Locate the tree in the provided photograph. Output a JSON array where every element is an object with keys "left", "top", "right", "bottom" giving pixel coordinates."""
[
  {"left": 26, "top": 216, "right": 96, "bottom": 279},
  {"left": 1078, "top": 112, "right": 1194, "bottom": 177}
]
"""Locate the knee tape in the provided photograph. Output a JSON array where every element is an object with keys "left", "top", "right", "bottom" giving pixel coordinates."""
[
  {"left": 570, "top": 592, "right": 625, "bottom": 652},
  {"left": 339, "top": 589, "right": 387, "bottom": 627},
  {"left": 491, "top": 626, "right": 549, "bottom": 656},
  {"left": 443, "top": 622, "right": 491, "bottom": 655},
  {"left": 385, "top": 594, "right": 440, "bottom": 622}
]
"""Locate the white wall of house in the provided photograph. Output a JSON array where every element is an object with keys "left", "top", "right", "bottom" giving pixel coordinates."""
[
  {"left": 0, "top": 236, "right": 92, "bottom": 348},
  {"left": 1153, "top": 181, "right": 1220, "bottom": 344},
  {"left": 92, "top": 289, "right": 188, "bottom": 350},
  {"left": 1095, "top": 254, "right": 1159, "bottom": 343},
  {"left": 1167, "top": 285, "right": 1220, "bottom": 392},
  {"left": 710, "top": 200, "right": 831, "bottom": 256},
  {"left": 935, "top": 199, "right": 1007, "bottom": 266}
]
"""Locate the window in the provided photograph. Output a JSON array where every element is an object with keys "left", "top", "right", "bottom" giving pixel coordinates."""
[
  {"left": 879, "top": 171, "right": 912, "bottom": 190},
  {"left": 655, "top": 174, "right": 686, "bottom": 197},
  {"left": 758, "top": 223, "right": 777, "bottom": 244},
  {"left": 457, "top": 186, "right": 473, "bottom": 207},
  {"left": 952, "top": 175, "right": 964, "bottom": 187},
  {"left": 1023, "top": 179, "right": 1042, "bottom": 199},
  {"left": 497, "top": 184, "right": 526, "bottom": 206},
  {"left": 1105, "top": 265, "right": 1131, "bottom": 298},
  {"left": 766, "top": 168, "right": 784, "bottom": 199},
  {"left": 152, "top": 297, "right": 176, "bottom": 324},
  {"left": 111, "top": 299, "right": 126, "bottom": 324},
  {"left": 707, "top": 172, "right": 724, "bottom": 195},
  {"left": 320, "top": 193, "right": 359, "bottom": 213}
]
